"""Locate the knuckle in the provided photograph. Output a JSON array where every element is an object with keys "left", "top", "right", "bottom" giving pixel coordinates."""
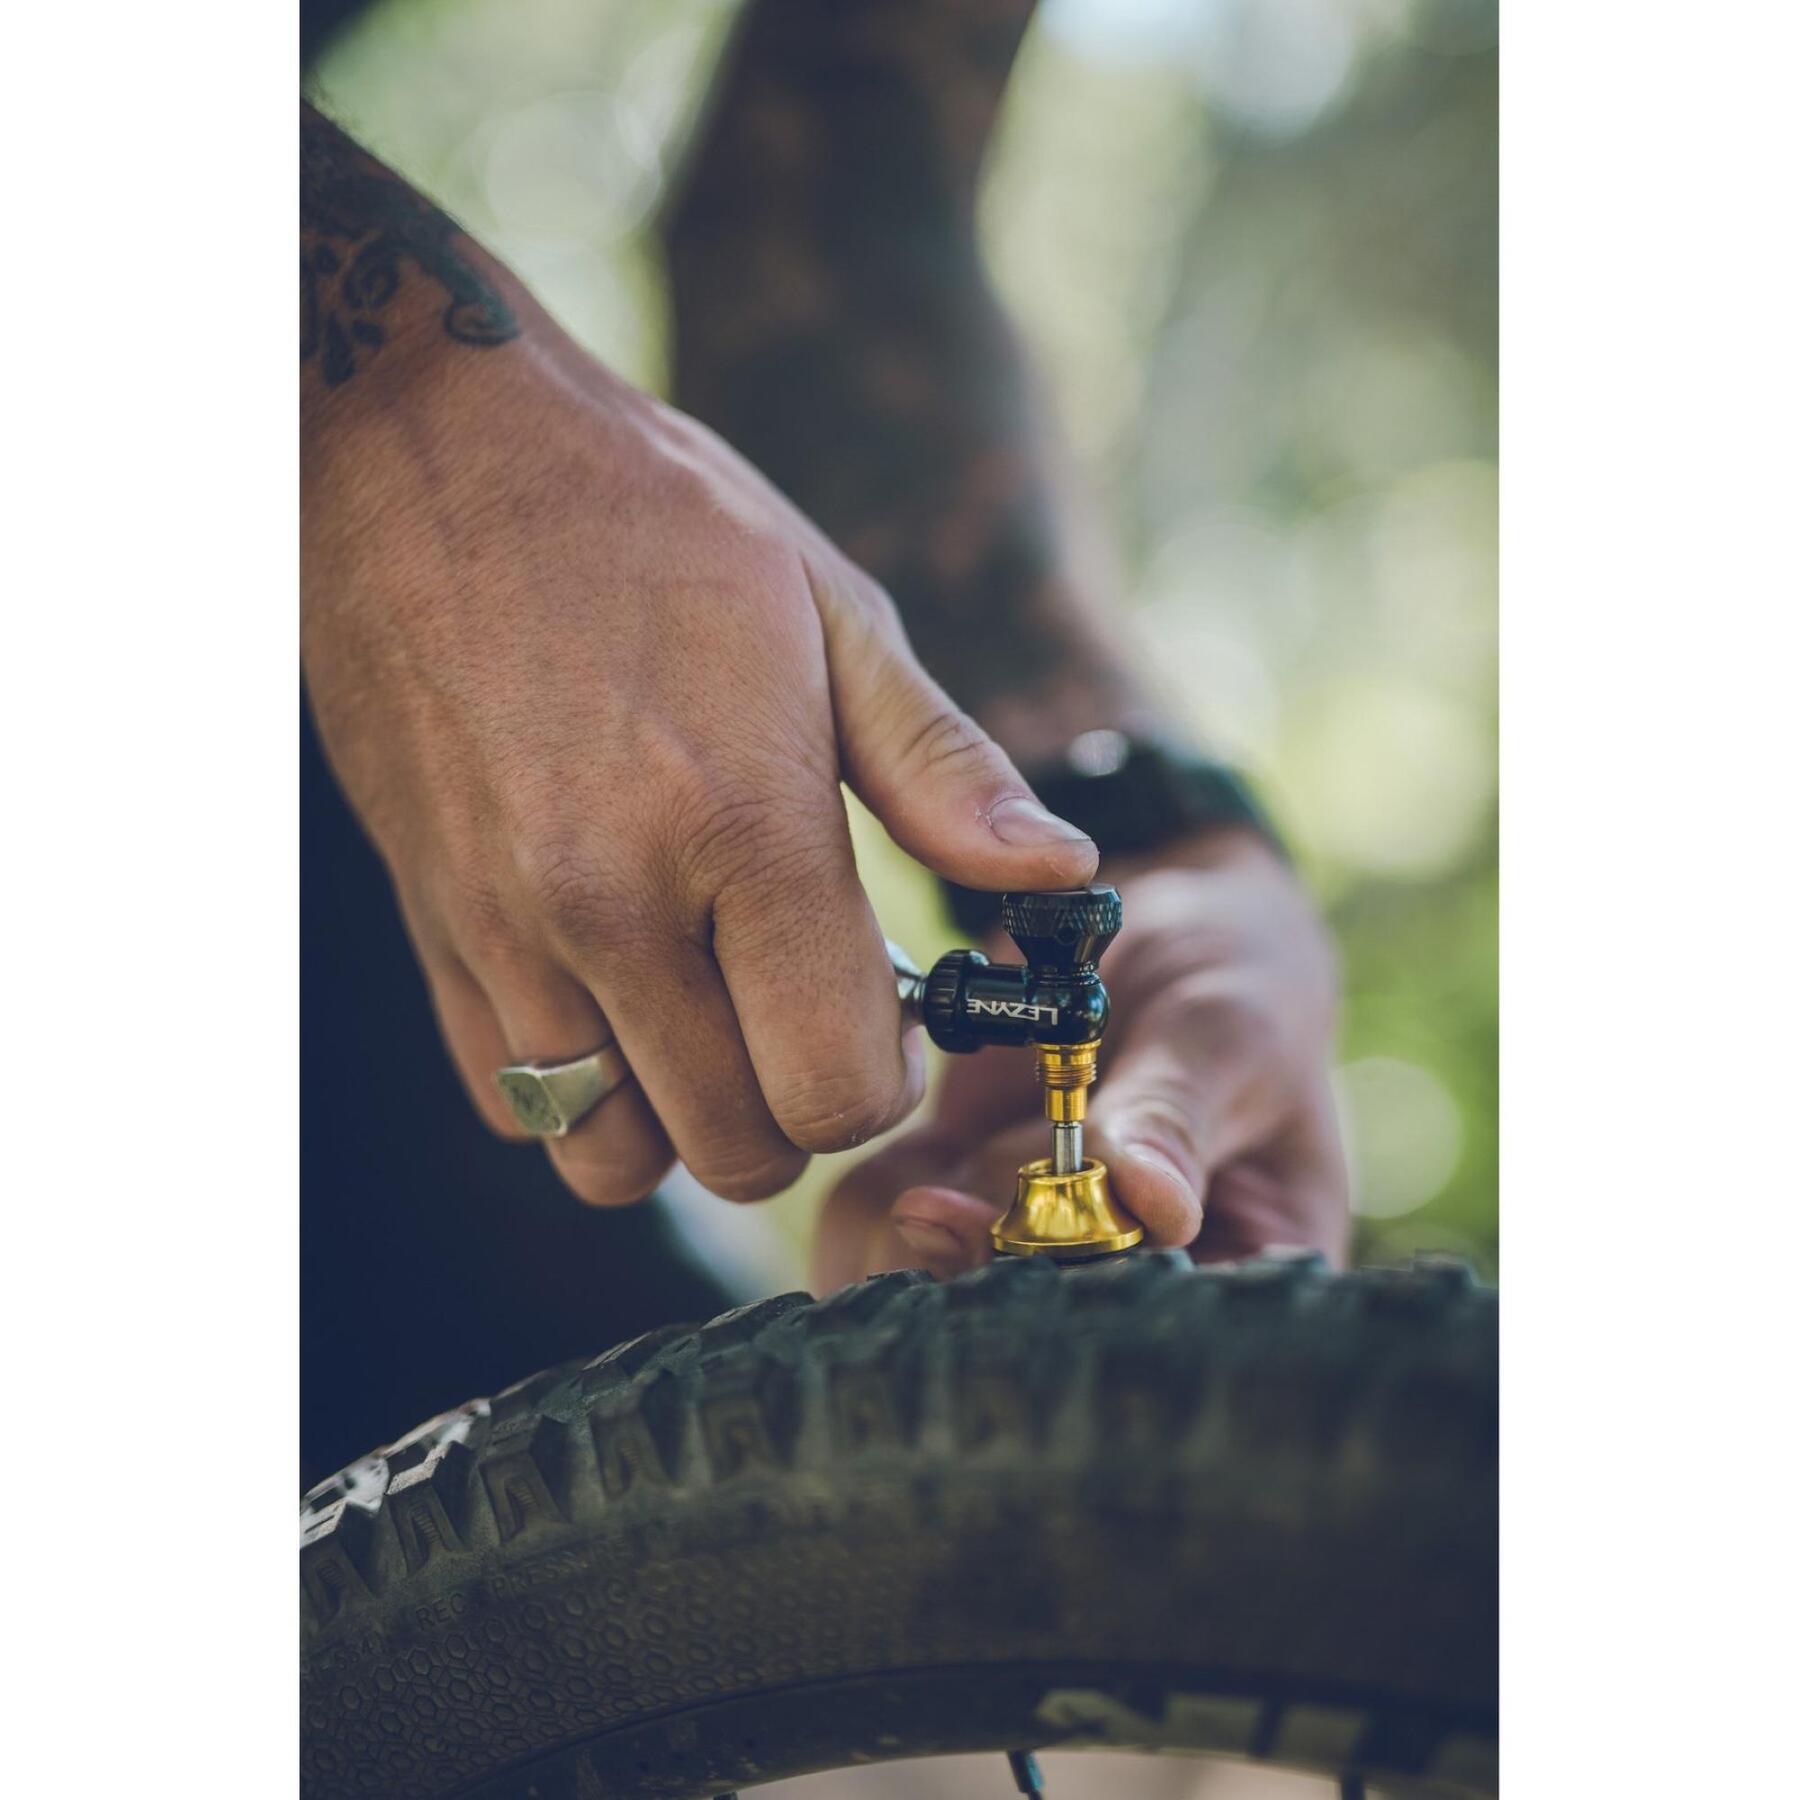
[
  {"left": 769, "top": 1065, "right": 909, "bottom": 1155},
  {"left": 692, "top": 1140, "right": 810, "bottom": 1205},
  {"left": 515, "top": 834, "right": 618, "bottom": 942},
  {"left": 680, "top": 788, "right": 774, "bottom": 892},
  {"left": 895, "top": 703, "right": 996, "bottom": 785},
  {"left": 443, "top": 869, "right": 526, "bottom": 959},
  {"left": 691, "top": 793, "right": 842, "bottom": 913}
]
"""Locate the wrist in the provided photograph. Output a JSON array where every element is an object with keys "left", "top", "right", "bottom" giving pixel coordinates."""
[
  {"left": 302, "top": 294, "right": 652, "bottom": 504},
  {"left": 302, "top": 295, "right": 466, "bottom": 440},
  {"left": 301, "top": 103, "right": 546, "bottom": 427}
]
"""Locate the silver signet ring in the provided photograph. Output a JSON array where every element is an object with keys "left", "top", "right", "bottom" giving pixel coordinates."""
[{"left": 494, "top": 1043, "right": 633, "bottom": 1138}]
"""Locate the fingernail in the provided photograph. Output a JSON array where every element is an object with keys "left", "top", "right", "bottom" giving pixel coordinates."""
[
  {"left": 988, "top": 794, "right": 1095, "bottom": 849},
  {"left": 894, "top": 1217, "right": 963, "bottom": 1272},
  {"left": 894, "top": 1214, "right": 955, "bottom": 1248}
]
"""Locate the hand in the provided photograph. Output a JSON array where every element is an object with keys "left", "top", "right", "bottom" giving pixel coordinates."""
[
  {"left": 302, "top": 317, "right": 1098, "bottom": 1207},
  {"left": 814, "top": 830, "right": 1349, "bottom": 1288}
]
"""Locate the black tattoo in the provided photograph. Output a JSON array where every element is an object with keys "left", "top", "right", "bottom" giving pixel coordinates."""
[
  {"left": 301, "top": 107, "right": 518, "bottom": 386},
  {"left": 664, "top": 0, "right": 1143, "bottom": 732}
]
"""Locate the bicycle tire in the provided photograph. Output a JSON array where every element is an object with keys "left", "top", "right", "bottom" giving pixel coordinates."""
[{"left": 301, "top": 1250, "right": 1497, "bottom": 1798}]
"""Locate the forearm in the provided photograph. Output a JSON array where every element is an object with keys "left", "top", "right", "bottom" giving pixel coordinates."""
[{"left": 663, "top": 0, "right": 1167, "bottom": 764}]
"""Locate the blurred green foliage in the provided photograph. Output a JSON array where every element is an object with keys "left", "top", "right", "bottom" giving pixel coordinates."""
[{"left": 314, "top": 0, "right": 1497, "bottom": 1277}]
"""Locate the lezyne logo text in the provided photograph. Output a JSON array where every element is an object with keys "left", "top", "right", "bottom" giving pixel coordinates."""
[{"left": 968, "top": 998, "right": 1060, "bottom": 1024}]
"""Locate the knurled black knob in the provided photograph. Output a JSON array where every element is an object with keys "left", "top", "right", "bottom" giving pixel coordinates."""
[
  {"left": 1001, "top": 886, "right": 1123, "bottom": 972},
  {"left": 921, "top": 948, "right": 984, "bottom": 1054}
]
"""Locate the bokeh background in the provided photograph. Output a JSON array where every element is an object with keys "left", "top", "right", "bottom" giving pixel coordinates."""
[{"left": 309, "top": 0, "right": 1497, "bottom": 1281}]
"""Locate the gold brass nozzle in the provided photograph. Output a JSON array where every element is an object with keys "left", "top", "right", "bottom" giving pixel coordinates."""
[
  {"left": 989, "top": 1041, "right": 1145, "bottom": 1259},
  {"left": 991, "top": 1158, "right": 1144, "bottom": 1258}
]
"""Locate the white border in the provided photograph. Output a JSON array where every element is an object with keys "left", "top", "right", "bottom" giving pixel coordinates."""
[
  {"left": 4, "top": 4, "right": 297, "bottom": 1790},
  {"left": 4, "top": 3, "right": 1797, "bottom": 1793},
  {"left": 1504, "top": 4, "right": 1798, "bottom": 1790}
]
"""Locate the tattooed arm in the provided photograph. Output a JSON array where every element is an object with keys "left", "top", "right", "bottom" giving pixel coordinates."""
[
  {"left": 300, "top": 101, "right": 1100, "bottom": 1211},
  {"left": 663, "top": 0, "right": 1160, "bottom": 764},
  {"left": 664, "top": 4, "right": 1350, "bottom": 1279},
  {"left": 301, "top": 105, "right": 518, "bottom": 387}
]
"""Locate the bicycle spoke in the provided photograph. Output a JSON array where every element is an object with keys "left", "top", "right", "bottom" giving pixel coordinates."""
[{"left": 1006, "top": 1749, "right": 1046, "bottom": 1797}]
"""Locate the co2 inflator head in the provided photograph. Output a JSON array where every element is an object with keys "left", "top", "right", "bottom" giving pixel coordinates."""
[
  {"left": 894, "top": 886, "right": 1141, "bottom": 1260},
  {"left": 912, "top": 885, "right": 1122, "bottom": 1055}
]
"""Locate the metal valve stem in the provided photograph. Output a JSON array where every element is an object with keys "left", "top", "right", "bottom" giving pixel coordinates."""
[{"left": 887, "top": 940, "right": 930, "bottom": 1025}]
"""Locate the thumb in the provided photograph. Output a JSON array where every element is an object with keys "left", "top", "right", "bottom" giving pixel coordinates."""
[
  {"left": 1086, "top": 989, "right": 1292, "bottom": 1250},
  {"left": 1086, "top": 1038, "right": 1220, "bottom": 1250},
  {"left": 812, "top": 561, "right": 1098, "bottom": 890}
]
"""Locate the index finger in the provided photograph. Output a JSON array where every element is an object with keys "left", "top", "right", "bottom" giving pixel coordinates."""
[{"left": 709, "top": 781, "right": 926, "bottom": 1156}]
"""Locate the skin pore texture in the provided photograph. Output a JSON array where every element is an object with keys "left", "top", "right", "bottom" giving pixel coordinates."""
[{"left": 299, "top": 0, "right": 1348, "bottom": 1282}]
